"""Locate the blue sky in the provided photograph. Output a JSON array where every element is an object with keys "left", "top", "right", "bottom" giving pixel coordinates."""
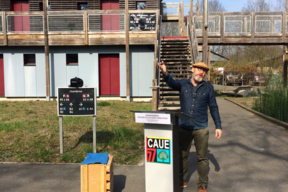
[{"left": 162, "top": 0, "right": 280, "bottom": 12}]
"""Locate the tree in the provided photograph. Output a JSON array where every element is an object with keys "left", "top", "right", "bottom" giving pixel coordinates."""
[
  {"left": 158, "top": 151, "right": 169, "bottom": 162},
  {"left": 242, "top": 0, "right": 271, "bottom": 12}
]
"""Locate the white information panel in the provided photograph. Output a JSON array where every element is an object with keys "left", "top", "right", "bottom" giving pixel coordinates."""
[{"left": 135, "top": 113, "right": 171, "bottom": 125}]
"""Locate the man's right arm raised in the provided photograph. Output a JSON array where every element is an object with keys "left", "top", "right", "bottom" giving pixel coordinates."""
[{"left": 158, "top": 61, "right": 182, "bottom": 91}]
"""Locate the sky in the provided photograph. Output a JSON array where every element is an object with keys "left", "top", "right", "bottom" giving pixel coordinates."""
[{"left": 162, "top": 0, "right": 282, "bottom": 12}]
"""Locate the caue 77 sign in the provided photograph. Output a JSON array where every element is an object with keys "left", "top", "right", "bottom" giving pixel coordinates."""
[{"left": 146, "top": 137, "right": 171, "bottom": 164}]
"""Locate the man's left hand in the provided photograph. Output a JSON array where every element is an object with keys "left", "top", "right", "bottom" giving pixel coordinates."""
[{"left": 215, "top": 129, "right": 222, "bottom": 140}]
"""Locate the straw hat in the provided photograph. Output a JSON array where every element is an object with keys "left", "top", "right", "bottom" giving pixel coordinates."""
[{"left": 192, "top": 62, "right": 209, "bottom": 71}]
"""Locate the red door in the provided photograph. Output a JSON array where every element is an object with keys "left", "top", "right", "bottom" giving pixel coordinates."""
[
  {"left": 0, "top": 55, "right": 4, "bottom": 96},
  {"left": 99, "top": 54, "right": 120, "bottom": 95},
  {"left": 11, "top": 0, "right": 30, "bottom": 31},
  {"left": 101, "top": 0, "right": 119, "bottom": 31}
]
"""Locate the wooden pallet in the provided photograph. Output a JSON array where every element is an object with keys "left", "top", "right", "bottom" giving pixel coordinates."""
[{"left": 81, "top": 154, "right": 114, "bottom": 192}]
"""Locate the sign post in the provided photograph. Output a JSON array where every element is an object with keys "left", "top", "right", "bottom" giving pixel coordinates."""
[{"left": 57, "top": 87, "right": 97, "bottom": 154}]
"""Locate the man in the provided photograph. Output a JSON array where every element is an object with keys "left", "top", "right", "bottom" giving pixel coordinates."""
[{"left": 158, "top": 61, "right": 222, "bottom": 192}]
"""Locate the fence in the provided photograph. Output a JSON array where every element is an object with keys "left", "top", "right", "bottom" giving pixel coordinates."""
[
  {"left": 6, "top": 15, "right": 43, "bottom": 32},
  {"left": 48, "top": 14, "right": 84, "bottom": 32},
  {"left": 0, "top": 15, "right": 2, "bottom": 32},
  {"left": 88, "top": 14, "right": 125, "bottom": 32},
  {"left": 193, "top": 15, "right": 220, "bottom": 35},
  {"left": 224, "top": 15, "right": 251, "bottom": 34},
  {"left": 162, "top": 2, "right": 179, "bottom": 16},
  {"left": 192, "top": 13, "right": 286, "bottom": 36},
  {"left": 255, "top": 15, "right": 282, "bottom": 34}
]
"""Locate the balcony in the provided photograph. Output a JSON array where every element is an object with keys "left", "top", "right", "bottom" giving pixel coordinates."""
[{"left": 0, "top": 10, "right": 159, "bottom": 46}]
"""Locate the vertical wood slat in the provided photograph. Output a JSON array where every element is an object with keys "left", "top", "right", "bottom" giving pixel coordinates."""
[
  {"left": 282, "top": 12, "right": 286, "bottom": 43},
  {"left": 2, "top": 12, "right": 7, "bottom": 46},
  {"left": 271, "top": 17, "right": 275, "bottom": 33},
  {"left": 181, "top": 0, "right": 185, "bottom": 36},
  {"left": 84, "top": 11, "right": 88, "bottom": 45},
  {"left": 43, "top": 0, "right": 50, "bottom": 99},
  {"left": 244, "top": 16, "right": 247, "bottom": 34},
  {"left": 190, "top": 0, "right": 193, "bottom": 17},
  {"left": 284, "top": 46, "right": 288, "bottom": 88},
  {"left": 251, "top": 12, "right": 255, "bottom": 43},
  {"left": 220, "top": 12, "right": 224, "bottom": 43},
  {"left": 125, "top": 0, "right": 130, "bottom": 100}
]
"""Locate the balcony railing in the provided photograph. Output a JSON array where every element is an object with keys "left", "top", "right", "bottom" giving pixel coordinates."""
[
  {"left": 192, "top": 12, "right": 288, "bottom": 37},
  {"left": 0, "top": 15, "right": 2, "bottom": 32},
  {"left": 0, "top": 10, "right": 159, "bottom": 46},
  {"left": 2, "top": 10, "right": 158, "bottom": 34}
]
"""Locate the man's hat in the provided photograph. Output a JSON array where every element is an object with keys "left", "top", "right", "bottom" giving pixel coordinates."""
[{"left": 192, "top": 62, "right": 209, "bottom": 71}]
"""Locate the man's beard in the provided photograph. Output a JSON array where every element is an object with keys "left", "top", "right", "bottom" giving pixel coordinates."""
[{"left": 192, "top": 73, "right": 203, "bottom": 82}]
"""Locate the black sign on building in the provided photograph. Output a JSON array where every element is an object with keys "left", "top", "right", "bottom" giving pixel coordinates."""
[
  {"left": 129, "top": 13, "right": 156, "bottom": 31},
  {"left": 57, "top": 87, "right": 97, "bottom": 116}
]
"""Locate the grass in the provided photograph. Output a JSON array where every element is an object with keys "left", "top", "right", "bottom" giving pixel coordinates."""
[
  {"left": 0, "top": 100, "right": 152, "bottom": 164},
  {"left": 252, "top": 84, "right": 288, "bottom": 123}
]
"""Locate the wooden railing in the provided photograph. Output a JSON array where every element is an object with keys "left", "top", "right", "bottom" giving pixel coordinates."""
[
  {"left": 162, "top": 2, "right": 288, "bottom": 45},
  {"left": 187, "top": 12, "right": 200, "bottom": 64},
  {"left": 0, "top": 10, "right": 159, "bottom": 46}
]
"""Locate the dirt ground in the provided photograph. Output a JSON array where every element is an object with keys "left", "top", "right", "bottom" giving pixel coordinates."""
[{"left": 227, "top": 97, "right": 254, "bottom": 109}]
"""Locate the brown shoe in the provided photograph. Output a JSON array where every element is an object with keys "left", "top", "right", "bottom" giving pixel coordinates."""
[
  {"left": 198, "top": 186, "right": 206, "bottom": 192},
  {"left": 180, "top": 181, "right": 187, "bottom": 188}
]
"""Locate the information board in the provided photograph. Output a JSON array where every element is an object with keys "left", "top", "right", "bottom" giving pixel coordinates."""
[
  {"left": 129, "top": 13, "right": 156, "bottom": 31},
  {"left": 57, "top": 87, "right": 97, "bottom": 116}
]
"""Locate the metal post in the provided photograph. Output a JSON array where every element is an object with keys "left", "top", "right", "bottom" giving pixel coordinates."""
[
  {"left": 59, "top": 116, "right": 63, "bottom": 154},
  {"left": 93, "top": 116, "right": 97, "bottom": 153}
]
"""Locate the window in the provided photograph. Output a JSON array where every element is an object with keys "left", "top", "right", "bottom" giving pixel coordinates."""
[
  {"left": 24, "top": 54, "right": 36, "bottom": 66},
  {"left": 136, "top": 2, "right": 146, "bottom": 10},
  {"left": 66, "top": 54, "right": 78, "bottom": 65},
  {"left": 39, "top": 2, "right": 43, "bottom": 11},
  {"left": 78, "top": 2, "right": 88, "bottom": 10}
]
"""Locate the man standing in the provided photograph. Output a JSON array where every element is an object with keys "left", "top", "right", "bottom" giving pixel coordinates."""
[{"left": 158, "top": 61, "right": 222, "bottom": 192}]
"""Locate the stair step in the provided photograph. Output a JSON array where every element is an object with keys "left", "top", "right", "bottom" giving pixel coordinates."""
[
  {"left": 163, "top": 61, "right": 192, "bottom": 64},
  {"left": 161, "top": 39, "right": 188, "bottom": 42},
  {"left": 159, "top": 101, "right": 181, "bottom": 105},
  {"left": 161, "top": 58, "right": 191, "bottom": 61},
  {"left": 161, "top": 41, "right": 189, "bottom": 45},
  {"left": 161, "top": 47, "right": 190, "bottom": 53},
  {"left": 158, "top": 107, "right": 181, "bottom": 111},
  {"left": 161, "top": 45, "right": 189, "bottom": 48},
  {"left": 159, "top": 91, "right": 179, "bottom": 94},
  {"left": 161, "top": 53, "right": 191, "bottom": 58}
]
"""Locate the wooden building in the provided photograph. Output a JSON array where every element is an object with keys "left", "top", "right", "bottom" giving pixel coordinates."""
[{"left": 0, "top": 0, "right": 162, "bottom": 99}]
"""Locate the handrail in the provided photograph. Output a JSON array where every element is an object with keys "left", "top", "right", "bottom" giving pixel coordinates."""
[
  {"left": 188, "top": 13, "right": 195, "bottom": 64},
  {"left": 158, "top": 15, "right": 162, "bottom": 86}
]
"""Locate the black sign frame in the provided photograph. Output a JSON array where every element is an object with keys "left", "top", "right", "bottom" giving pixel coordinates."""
[{"left": 57, "top": 87, "right": 97, "bottom": 116}]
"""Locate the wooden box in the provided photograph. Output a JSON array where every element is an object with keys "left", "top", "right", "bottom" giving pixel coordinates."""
[{"left": 81, "top": 154, "right": 114, "bottom": 192}]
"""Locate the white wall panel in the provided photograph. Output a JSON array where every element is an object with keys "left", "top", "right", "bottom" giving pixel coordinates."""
[
  {"left": 66, "top": 65, "right": 79, "bottom": 86},
  {"left": 130, "top": 46, "right": 154, "bottom": 97},
  {"left": 4, "top": 53, "right": 25, "bottom": 97},
  {"left": 79, "top": 53, "right": 99, "bottom": 96},
  {"left": 51, "top": 53, "right": 66, "bottom": 97},
  {"left": 120, "top": 52, "right": 126, "bottom": 97},
  {"left": 131, "top": 50, "right": 139, "bottom": 96},
  {"left": 138, "top": 51, "right": 154, "bottom": 96},
  {"left": 24, "top": 67, "right": 37, "bottom": 97},
  {"left": 36, "top": 54, "right": 46, "bottom": 97}
]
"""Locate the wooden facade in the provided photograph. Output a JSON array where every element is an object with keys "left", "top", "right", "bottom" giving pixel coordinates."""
[{"left": 0, "top": 0, "right": 161, "bottom": 11}]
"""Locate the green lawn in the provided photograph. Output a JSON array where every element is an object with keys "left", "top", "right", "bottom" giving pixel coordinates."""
[{"left": 0, "top": 100, "right": 152, "bottom": 165}]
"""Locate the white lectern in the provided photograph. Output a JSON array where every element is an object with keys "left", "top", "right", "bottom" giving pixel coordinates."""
[{"left": 132, "top": 111, "right": 191, "bottom": 192}]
